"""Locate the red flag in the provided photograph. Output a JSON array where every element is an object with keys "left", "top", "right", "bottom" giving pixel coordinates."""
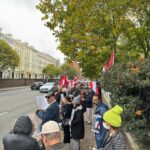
[
  {"left": 89, "top": 82, "right": 93, "bottom": 89},
  {"left": 96, "top": 87, "right": 99, "bottom": 94},
  {"left": 109, "top": 50, "right": 114, "bottom": 67},
  {"left": 102, "top": 50, "right": 114, "bottom": 73},
  {"left": 59, "top": 75, "right": 67, "bottom": 87},
  {"left": 62, "top": 76, "right": 67, "bottom": 87}
]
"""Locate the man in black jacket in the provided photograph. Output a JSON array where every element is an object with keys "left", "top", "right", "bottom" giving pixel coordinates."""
[
  {"left": 85, "top": 89, "right": 94, "bottom": 124},
  {"left": 3, "top": 116, "right": 42, "bottom": 150}
]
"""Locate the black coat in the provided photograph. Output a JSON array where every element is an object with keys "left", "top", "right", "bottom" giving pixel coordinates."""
[
  {"left": 62, "top": 103, "right": 73, "bottom": 119},
  {"left": 3, "top": 116, "right": 42, "bottom": 150},
  {"left": 55, "top": 92, "right": 61, "bottom": 104},
  {"left": 71, "top": 106, "right": 85, "bottom": 139},
  {"left": 85, "top": 91, "right": 94, "bottom": 108}
]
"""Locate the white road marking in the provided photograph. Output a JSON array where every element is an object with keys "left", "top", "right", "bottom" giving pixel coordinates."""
[{"left": 0, "top": 112, "right": 8, "bottom": 116}]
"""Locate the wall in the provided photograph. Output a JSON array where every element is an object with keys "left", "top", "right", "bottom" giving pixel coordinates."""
[
  {"left": 0, "top": 79, "right": 42, "bottom": 88},
  {"left": 0, "top": 79, "right": 59, "bottom": 89}
]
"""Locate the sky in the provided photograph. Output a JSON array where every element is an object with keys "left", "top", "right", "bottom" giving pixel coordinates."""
[{"left": 0, "top": 0, "right": 65, "bottom": 64}]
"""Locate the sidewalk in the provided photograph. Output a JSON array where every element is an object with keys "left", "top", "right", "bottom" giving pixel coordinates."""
[
  {"left": 29, "top": 112, "right": 95, "bottom": 150},
  {"left": 81, "top": 123, "right": 95, "bottom": 150}
]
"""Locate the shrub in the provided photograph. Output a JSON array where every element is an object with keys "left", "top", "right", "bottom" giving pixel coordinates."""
[{"left": 100, "top": 59, "right": 150, "bottom": 141}]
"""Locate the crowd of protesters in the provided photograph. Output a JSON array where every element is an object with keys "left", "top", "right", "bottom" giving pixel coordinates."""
[{"left": 3, "top": 80, "right": 126, "bottom": 150}]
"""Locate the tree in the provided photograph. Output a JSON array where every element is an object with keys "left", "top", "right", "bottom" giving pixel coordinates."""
[
  {"left": 60, "top": 63, "right": 77, "bottom": 79},
  {"left": 42, "top": 64, "right": 60, "bottom": 78},
  {"left": 0, "top": 40, "right": 20, "bottom": 71},
  {"left": 125, "top": 0, "right": 150, "bottom": 58},
  {"left": 37, "top": 0, "right": 150, "bottom": 78}
]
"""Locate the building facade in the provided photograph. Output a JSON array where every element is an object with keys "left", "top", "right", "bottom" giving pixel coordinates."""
[{"left": 0, "top": 29, "right": 59, "bottom": 79}]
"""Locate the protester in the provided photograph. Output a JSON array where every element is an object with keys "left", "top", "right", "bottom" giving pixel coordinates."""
[
  {"left": 36, "top": 92, "right": 60, "bottom": 126},
  {"left": 3, "top": 116, "right": 42, "bottom": 150},
  {"left": 59, "top": 86, "right": 68, "bottom": 113},
  {"left": 80, "top": 89, "right": 86, "bottom": 113},
  {"left": 41, "top": 121, "right": 71, "bottom": 150},
  {"left": 62, "top": 96, "right": 73, "bottom": 143},
  {"left": 100, "top": 105, "right": 126, "bottom": 150},
  {"left": 85, "top": 89, "right": 94, "bottom": 124},
  {"left": 55, "top": 87, "right": 62, "bottom": 104},
  {"left": 73, "top": 85, "right": 80, "bottom": 97},
  {"left": 92, "top": 94, "right": 108, "bottom": 150},
  {"left": 71, "top": 95, "right": 85, "bottom": 150},
  {"left": 62, "top": 86, "right": 68, "bottom": 97}
]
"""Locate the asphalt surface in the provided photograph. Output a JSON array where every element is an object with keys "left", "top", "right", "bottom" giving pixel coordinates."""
[{"left": 0, "top": 87, "right": 44, "bottom": 150}]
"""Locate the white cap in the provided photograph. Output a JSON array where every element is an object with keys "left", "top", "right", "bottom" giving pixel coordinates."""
[{"left": 41, "top": 121, "right": 60, "bottom": 134}]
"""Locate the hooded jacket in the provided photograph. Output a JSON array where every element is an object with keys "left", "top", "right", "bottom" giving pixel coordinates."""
[
  {"left": 3, "top": 116, "right": 42, "bottom": 150},
  {"left": 71, "top": 105, "right": 85, "bottom": 139}
]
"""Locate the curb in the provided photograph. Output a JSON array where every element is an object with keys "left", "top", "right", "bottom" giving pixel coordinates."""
[
  {"left": 125, "top": 132, "right": 139, "bottom": 150},
  {"left": 0, "top": 86, "right": 29, "bottom": 92}
]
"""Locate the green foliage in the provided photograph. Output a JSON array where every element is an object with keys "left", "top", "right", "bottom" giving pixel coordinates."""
[
  {"left": 42, "top": 64, "right": 60, "bottom": 78},
  {"left": 37, "top": 0, "right": 150, "bottom": 78},
  {"left": 100, "top": 59, "right": 150, "bottom": 142},
  {"left": 60, "top": 63, "right": 77, "bottom": 79},
  {"left": 0, "top": 40, "right": 20, "bottom": 71}
]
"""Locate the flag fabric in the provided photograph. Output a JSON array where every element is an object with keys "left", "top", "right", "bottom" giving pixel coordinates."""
[
  {"left": 92, "top": 81, "right": 97, "bottom": 93},
  {"left": 102, "top": 50, "right": 115, "bottom": 72},
  {"left": 89, "top": 81, "right": 97, "bottom": 93},
  {"left": 109, "top": 50, "right": 114, "bottom": 67},
  {"left": 96, "top": 87, "right": 99, "bottom": 94},
  {"left": 59, "top": 75, "right": 67, "bottom": 87},
  {"left": 89, "top": 82, "right": 93, "bottom": 89},
  {"left": 68, "top": 80, "right": 74, "bottom": 88}
]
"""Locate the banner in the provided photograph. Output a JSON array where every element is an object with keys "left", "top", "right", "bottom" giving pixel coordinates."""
[
  {"left": 36, "top": 96, "right": 49, "bottom": 110},
  {"left": 91, "top": 114, "right": 102, "bottom": 133}
]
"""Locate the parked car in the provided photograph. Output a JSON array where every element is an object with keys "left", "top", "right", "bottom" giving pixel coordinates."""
[
  {"left": 31, "top": 82, "right": 44, "bottom": 90},
  {"left": 39, "top": 82, "right": 58, "bottom": 93}
]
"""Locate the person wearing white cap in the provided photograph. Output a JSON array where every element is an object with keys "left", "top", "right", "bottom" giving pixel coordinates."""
[{"left": 40, "top": 121, "right": 71, "bottom": 150}]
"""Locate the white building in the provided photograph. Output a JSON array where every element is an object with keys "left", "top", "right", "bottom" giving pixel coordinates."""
[{"left": 0, "top": 29, "right": 59, "bottom": 79}]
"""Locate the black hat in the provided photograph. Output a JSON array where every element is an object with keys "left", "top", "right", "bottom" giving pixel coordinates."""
[{"left": 45, "top": 92, "right": 55, "bottom": 98}]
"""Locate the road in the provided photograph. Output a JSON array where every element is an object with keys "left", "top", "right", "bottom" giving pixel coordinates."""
[{"left": 0, "top": 87, "right": 44, "bottom": 150}]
